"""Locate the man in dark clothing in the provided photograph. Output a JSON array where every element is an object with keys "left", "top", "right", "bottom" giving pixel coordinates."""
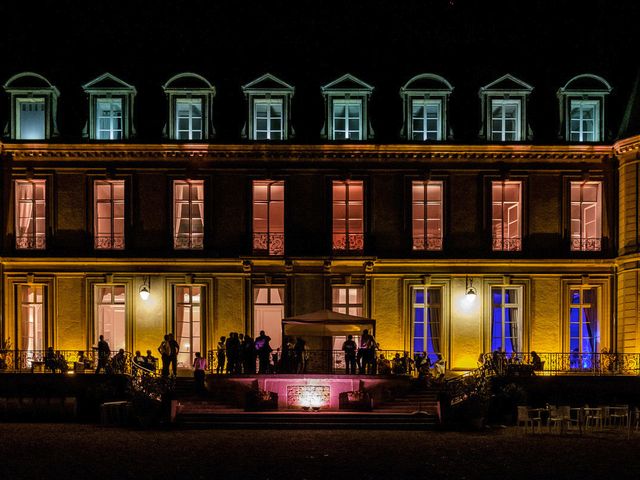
[
  {"left": 225, "top": 333, "right": 240, "bottom": 374},
  {"left": 342, "top": 335, "right": 357, "bottom": 374},
  {"left": 254, "top": 330, "right": 272, "bottom": 374},
  {"left": 95, "top": 335, "right": 111, "bottom": 374},
  {"left": 243, "top": 335, "right": 256, "bottom": 374},
  {"left": 168, "top": 333, "right": 179, "bottom": 376}
]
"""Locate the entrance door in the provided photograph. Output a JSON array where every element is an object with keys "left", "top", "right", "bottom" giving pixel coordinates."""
[{"left": 253, "top": 287, "right": 284, "bottom": 351}]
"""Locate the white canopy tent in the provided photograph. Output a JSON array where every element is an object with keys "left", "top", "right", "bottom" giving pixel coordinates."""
[{"left": 282, "top": 309, "right": 375, "bottom": 336}]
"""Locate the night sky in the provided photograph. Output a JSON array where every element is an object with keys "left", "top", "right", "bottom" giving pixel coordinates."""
[{"left": 0, "top": 0, "right": 638, "bottom": 142}]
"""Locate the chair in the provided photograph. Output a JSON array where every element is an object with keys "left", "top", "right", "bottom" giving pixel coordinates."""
[
  {"left": 585, "top": 407, "right": 603, "bottom": 431},
  {"left": 548, "top": 405, "right": 570, "bottom": 434},
  {"left": 567, "top": 407, "right": 584, "bottom": 433},
  {"left": 609, "top": 405, "right": 629, "bottom": 428},
  {"left": 517, "top": 406, "right": 542, "bottom": 433}
]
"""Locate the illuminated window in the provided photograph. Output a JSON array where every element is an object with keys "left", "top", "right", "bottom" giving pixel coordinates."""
[
  {"left": 95, "top": 285, "right": 126, "bottom": 352},
  {"left": 19, "top": 285, "right": 45, "bottom": 352},
  {"left": 96, "top": 98, "right": 123, "bottom": 140},
  {"left": 492, "top": 181, "right": 522, "bottom": 251},
  {"left": 175, "top": 98, "right": 203, "bottom": 140},
  {"left": 491, "top": 286, "right": 522, "bottom": 354},
  {"left": 15, "top": 179, "right": 46, "bottom": 250},
  {"left": 16, "top": 98, "right": 46, "bottom": 140},
  {"left": 570, "top": 181, "right": 602, "bottom": 251},
  {"left": 332, "top": 286, "right": 363, "bottom": 316},
  {"left": 332, "top": 180, "right": 364, "bottom": 253},
  {"left": 94, "top": 180, "right": 125, "bottom": 250},
  {"left": 569, "top": 287, "right": 598, "bottom": 369},
  {"left": 332, "top": 100, "right": 362, "bottom": 140},
  {"left": 412, "top": 287, "right": 442, "bottom": 362},
  {"left": 173, "top": 180, "right": 204, "bottom": 250},
  {"left": 253, "top": 180, "right": 284, "bottom": 255},
  {"left": 175, "top": 285, "right": 202, "bottom": 368},
  {"left": 254, "top": 286, "right": 285, "bottom": 352},
  {"left": 412, "top": 181, "right": 443, "bottom": 251},
  {"left": 254, "top": 99, "right": 283, "bottom": 140},
  {"left": 570, "top": 100, "right": 600, "bottom": 142},
  {"left": 411, "top": 99, "right": 442, "bottom": 141},
  {"left": 491, "top": 99, "right": 521, "bottom": 141}
]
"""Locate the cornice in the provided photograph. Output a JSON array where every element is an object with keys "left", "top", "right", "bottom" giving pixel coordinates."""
[
  {"left": 614, "top": 134, "right": 640, "bottom": 155},
  {"left": 0, "top": 142, "right": 614, "bottom": 163}
]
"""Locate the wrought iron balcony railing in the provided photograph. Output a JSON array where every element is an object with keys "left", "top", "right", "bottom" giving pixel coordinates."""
[
  {"left": 570, "top": 237, "right": 602, "bottom": 252},
  {"left": 252, "top": 232, "right": 285, "bottom": 255},
  {"left": 94, "top": 235, "right": 125, "bottom": 250},
  {"left": 332, "top": 233, "right": 364, "bottom": 254},
  {"left": 412, "top": 235, "right": 443, "bottom": 251}
]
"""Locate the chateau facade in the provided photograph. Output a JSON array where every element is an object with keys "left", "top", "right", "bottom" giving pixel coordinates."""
[{"left": 1, "top": 70, "right": 639, "bottom": 370}]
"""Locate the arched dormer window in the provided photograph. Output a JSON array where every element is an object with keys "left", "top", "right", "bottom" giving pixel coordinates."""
[
  {"left": 321, "top": 74, "right": 374, "bottom": 141},
  {"left": 400, "top": 73, "right": 454, "bottom": 141},
  {"left": 557, "top": 74, "right": 612, "bottom": 142},
  {"left": 241, "top": 73, "right": 294, "bottom": 141},
  {"left": 3, "top": 72, "right": 59, "bottom": 140},
  {"left": 82, "top": 73, "right": 136, "bottom": 140},
  {"left": 162, "top": 73, "right": 216, "bottom": 141},
  {"left": 479, "top": 74, "right": 533, "bottom": 142}
]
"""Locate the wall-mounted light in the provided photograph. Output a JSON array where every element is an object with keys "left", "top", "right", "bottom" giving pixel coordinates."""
[
  {"left": 139, "top": 276, "right": 150, "bottom": 301},
  {"left": 465, "top": 276, "right": 477, "bottom": 297}
]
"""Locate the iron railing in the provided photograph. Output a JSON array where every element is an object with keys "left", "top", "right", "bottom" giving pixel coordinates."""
[
  {"left": 206, "top": 348, "right": 413, "bottom": 375},
  {"left": 0, "top": 349, "right": 135, "bottom": 374},
  {"left": 480, "top": 352, "right": 640, "bottom": 376}
]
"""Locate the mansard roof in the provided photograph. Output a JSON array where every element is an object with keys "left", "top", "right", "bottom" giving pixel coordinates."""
[
  {"left": 242, "top": 73, "right": 294, "bottom": 94},
  {"left": 82, "top": 72, "right": 136, "bottom": 94}
]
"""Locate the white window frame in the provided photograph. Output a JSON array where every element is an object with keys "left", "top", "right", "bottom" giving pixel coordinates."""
[
  {"left": 411, "top": 286, "right": 442, "bottom": 360},
  {"left": 490, "top": 99, "right": 521, "bottom": 141},
  {"left": 16, "top": 97, "right": 46, "bottom": 140},
  {"left": 96, "top": 98, "right": 123, "bottom": 140},
  {"left": 569, "top": 99, "right": 600, "bottom": 142},
  {"left": 490, "top": 286, "right": 523, "bottom": 354},
  {"left": 568, "top": 286, "right": 599, "bottom": 362},
  {"left": 15, "top": 179, "right": 46, "bottom": 250},
  {"left": 492, "top": 180, "right": 522, "bottom": 251},
  {"left": 19, "top": 284, "right": 45, "bottom": 353},
  {"left": 412, "top": 180, "right": 443, "bottom": 251},
  {"left": 95, "top": 284, "right": 127, "bottom": 352},
  {"left": 570, "top": 181, "right": 602, "bottom": 252},
  {"left": 332, "top": 180, "right": 364, "bottom": 253},
  {"left": 252, "top": 180, "right": 285, "bottom": 255},
  {"left": 253, "top": 98, "right": 284, "bottom": 140},
  {"left": 94, "top": 180, "right": 125, "bottom": 250},
  {"left": 175, "top": 98, "right": 203, "bottom": 140},
  {"left": 410, "top": 99, "right": 442, "bottom": 141},
  {"left": 173, "top": 180, "right": 204, "bottom": 250},
  {"left": 331, "top": 286, "right": 364, "bottom": 316},
  {"left": 332, "top": 99, "right": 363, "bottom": 140},
  {"left": 175, "top": 285, "right": 203, "bottom": 368}
]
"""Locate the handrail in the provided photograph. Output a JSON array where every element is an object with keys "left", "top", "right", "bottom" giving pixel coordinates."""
[{"left": 0, "top": 348, "right": 135, "bottom": 374}]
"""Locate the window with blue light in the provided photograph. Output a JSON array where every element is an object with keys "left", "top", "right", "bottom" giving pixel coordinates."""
[
  {"left": 491, "top": 286, "right": 522, "bottom": 354},
  {"left": 16, "top": 98, "right": 45, "bottom": 140},
  {"left": 569, "top": 287, "right": 598, "bottom": 369},
  {"left": 412, "top": 287, "right": 441, "bottom": 362}
]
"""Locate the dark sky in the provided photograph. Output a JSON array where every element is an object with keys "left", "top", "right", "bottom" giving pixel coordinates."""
[{"left": 0, "top": 0, "right": 638, "bottom": 142}]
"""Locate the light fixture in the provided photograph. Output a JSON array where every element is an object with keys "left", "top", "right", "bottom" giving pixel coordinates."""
[
  {"left": 139, "top": 276, "right": 150, "bottom": 301},
  {"left": 465, "top": 276, "right": 477, "bottom": 296}
]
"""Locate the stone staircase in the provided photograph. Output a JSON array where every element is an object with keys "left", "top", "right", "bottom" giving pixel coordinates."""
[{"left": 375, "top": 391, "right": 441, "bottom": 419}]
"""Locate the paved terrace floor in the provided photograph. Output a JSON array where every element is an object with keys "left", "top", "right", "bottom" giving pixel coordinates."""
[{"left": 2, "top": 424, "right": 640, "bottom": 479}]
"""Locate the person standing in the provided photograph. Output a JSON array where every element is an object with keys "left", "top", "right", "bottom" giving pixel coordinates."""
[
  {"left": 94, "top": 335, "right": 111, "bottom": 374},
  {"left": 193, "top": 351, "right": 208, "bottom": 395},
  {"left": 342, "top": 335, "right": 357, "bottom": 374},
  {"left": 216, "top": 336, "right": 226, "bottom": 374},
  {"left": 243, "top": 335, "right": 256, "bottom": 374},
  {"left": 293, "top": 337, "right": 306, "bottom": 374},
  {"left": 254, "top": 330, "right": 272, "bottom": 374},
  {"left": 168, "top": 333, "right": 179, "bottom": 377},
  {"left": 360, "top": 329, "right": 376, "bottom": 374},
  {"left": 158, "top": 334, "right": 171, "bottom": 377}
]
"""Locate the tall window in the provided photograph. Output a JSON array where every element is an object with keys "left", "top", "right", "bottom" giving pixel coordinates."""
[
  {"left": 490, "top": 99, "right": 521, "bottom": 141},
  {"left": 175, "top": 98, "right": 203, "bottom": 140},
  {"left": 570, "top": 100, "right": 599, "bottom": 142},
  {"left": 333, "top": 100, "right": 362, "bottom": 140},
  {"left": 16, "top": 98, "right": 46, "bottom": 140},
  {"left": 94, "top": 180, "right": 125, "bottom": 250},
  {"left": 569, "top": 287, "right": 598, "bottom": 369},
  {"left": 332, "top": 180, "right": 364, "bottom": 253},
  {"left": 570, "top": 181, "right": 602, "bottom": 251},
  {"left": 15, "top": 179, "right": 46, "bottom": 250},
  {"left": 412, "top": 287, "right": 442, "bottom": 362},
  {"left": 491, "top": 286, "right": 522, "bottom": 354},
  {"left": 254, "top": 99, "right": 283, "bottom": 140},
  {"left": 175, "top": 286, "right": 202, "bottom": 368},
  {"left": 254, "top": 287, "right": 285, "bottom": 351},
  {"left": 492, "top": 181, "right": 522, "bottom": 251},
  {"left": 253, "top": 180, "right": 284, "bottom": 255},
  {"left": 412, "top": 181, "right": 443, "bottom": 251},
  {"left": 332, "top": 286, "right": 363, "bottom": 316},
  {"left": 173, "top": 180, "right": 204, "bottom": 250},
  {"left": 96, "top": 98, "right": 123, "bottom": 140},
  {"left": 95, "top": 285, "right": 126, "bottom": 352},
  {"left": 19, "top": 285, "right": 45, "bottom": 352},
  {"left": 411, "top": 99, "right": 442, "bottom": 141}
]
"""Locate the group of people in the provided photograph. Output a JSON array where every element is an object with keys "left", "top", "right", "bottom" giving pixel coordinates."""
[
  {"left": 481, "top": 347, "right": 544, "bottom": 375},
  {"left": 341, "top": 330, "right": 378, "bottom": 374},
  {"left": 216, "top": 330, "right": 280, "bottom": 375},
  {"left": 92, "top": 335, "right": 128, "bottom": 374},
  {"left": 133, "top": 350, "right": 159, "bottom": 372}
]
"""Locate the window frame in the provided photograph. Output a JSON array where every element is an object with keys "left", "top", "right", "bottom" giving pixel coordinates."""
[
  {"left": 331, "top": 98, "right": 363, "bottom": 140},
  {"left": 174, "top": 97, "right": 204, "bottom": 141},
  {"left": 490, "top": 285, "right": 524, "bottom": 354},
  {"left": 174, "top": 284, "right": 204, "bottom": 368},
  {"left": 331, "top": 285, "right": 364, "bottom": 317},
  {"left": 173, "top": 179, "right": 205, "bottom": 250},
  {"left": 14, "top": 178, "right": 47, "bottom": 250},
  {"left": 95, "top": 97, "right": 124, "bottom": 140},
  {"left": 94, "top": 179, "right": 126, "bottom": 250},
  {"left": 569, "top": 99, "right": 600, "bottom": 142},
  {"left": 569, "top": 180, "right": 602, "bottom": 252},
  {"left": 411, "top": 180, "right": 444, "bottom": 251},
  {"left": 411, "top": 285, "right": 443, "bottom": 362},
  {"left": 15, "top": 97, "right": 47, "bottom": 140},
  {"left": 252, "top": 98, "right": 284, "bottom": 140},
  {"left": 490, "top": 98, "right": 522, "bottom": 141},
  {"left": 252, "top": 180, "right": 285, "bottom": 256},
  {"left": 410, "top": 98, "right": 443, "bottom": 141},
  {"left": 18, "top": 284, "right": 46, "bottom": 353},
  {"left": 332, "top": 180, "right": 365, "bottom": 254},
  {"left": 491, "top": 180, "right": 523, "bottom": 252},
  {"left": 567, "top": 286, "right": 600, "bottom": 368},
  {"left": 94, "top": 284, "right": 127, "bottom": 352}
]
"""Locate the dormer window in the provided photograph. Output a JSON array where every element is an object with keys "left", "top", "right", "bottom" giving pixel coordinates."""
[
  {"left": 400, "top": 73, "right": 453, "bottom": 141},
  {"left": 82, "top": 73, "right": 136, "bottom": 140},
  {"left": 321, "top": 74, "right": 374, "bottom": 141},
  {"left": 558, "top": 74, "right": 611, "bottom": 143},
  {"left": 3, "top": 72, "right": 59, "bottom": 140},
  {"left": 479, "top": 74, "right": 533, "bottom": 142},
  {"left": 242, "top": 74, "right": 294, "bottom": 141},
  {"left": 163, "top": 73, "right": 215, "bottom": 141}
]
